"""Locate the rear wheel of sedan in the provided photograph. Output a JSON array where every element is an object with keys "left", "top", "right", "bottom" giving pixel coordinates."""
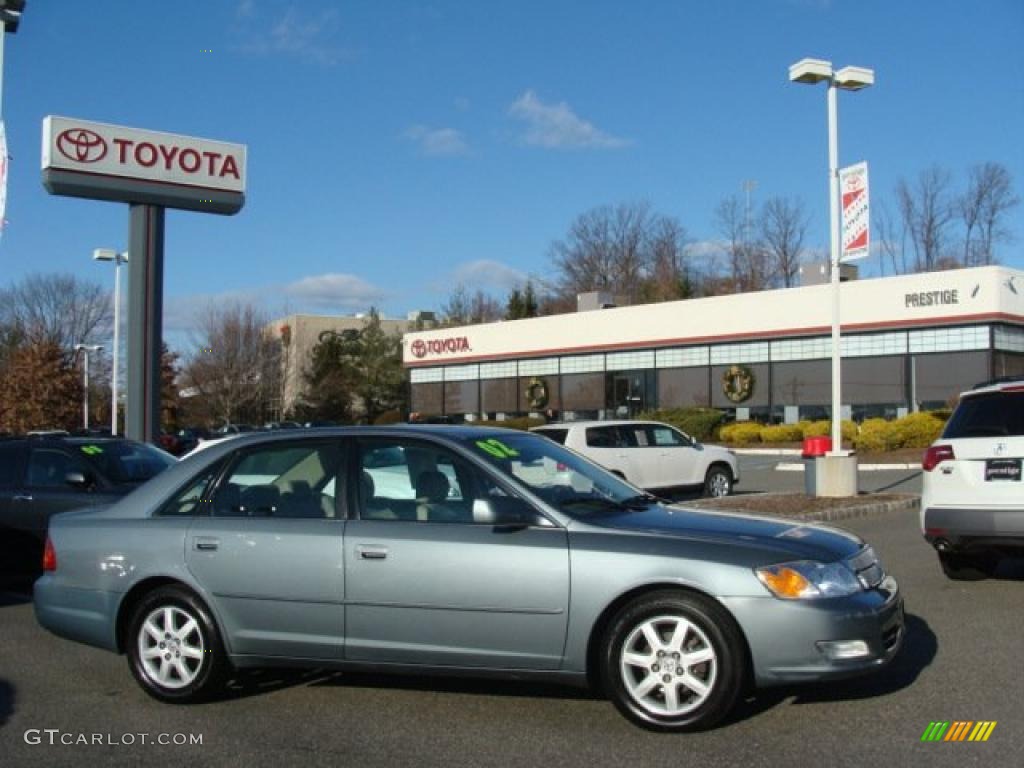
[
  {"left": 601, "top": 591, "right": 746, "bottom": 732},
  {"left": 127, "top": 586, "right": 227, "bottom": 703},
  {"left": 703, "top": 466, "right": 732, "bottom": 498},
  {"left": 938, "top": 551, "right": 997, "bottom": 581}
]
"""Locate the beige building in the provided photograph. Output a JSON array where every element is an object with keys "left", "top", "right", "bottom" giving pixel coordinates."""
[
  {"left": 268, "top": 313, "right": 419, "bottom": 418},
  {"left": 403, "top": 266, "right": 1024, "bottom": 424}
]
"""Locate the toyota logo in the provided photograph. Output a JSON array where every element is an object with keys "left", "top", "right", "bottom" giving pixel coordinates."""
[
  {"left": 411, "top": 340, "right": 427, "bottom": 358},
  {"left": 56, "top": 128, "right": 108, "bottom": 164}
]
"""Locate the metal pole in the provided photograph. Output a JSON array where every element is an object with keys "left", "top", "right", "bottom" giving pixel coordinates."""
[
  {"left": 111, "top": 255, "right": 121, "bottom": 435},
  {"left": 0, "top": 29, "right": 6, "bottom": 118},
  {"left": 82, "top": 348, "right": 90, "bottom": 430},
  {"left": 126, "top": 204, "right": 164, "bottom": 444},
  {"left": 827, "top": 80, "right": 843, "bottom": 454}
]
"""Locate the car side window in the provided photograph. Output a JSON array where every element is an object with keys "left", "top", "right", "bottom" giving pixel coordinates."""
[
  {"left": 586, "top": 426, "right": 620, "bottom": 448},
  {"left": 212, "top": 442, "right": 342, "bottom": 519},
  {"left": 157, "top": 466, "right": 219, "bottom": 517},
  {"left": 0, "top": 444, "right": 20, "bottom": 489},
  {"left": 25, "top": 448, "right": 90, "bottom": 489},
  {"left": 358, "top": 439, "right": 505, "bottom": 524},
  {"left": 649, "top": 426, "right": 688, "bottom": 447}
]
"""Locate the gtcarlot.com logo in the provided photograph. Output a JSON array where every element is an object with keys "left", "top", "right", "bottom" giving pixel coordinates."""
[
  {"left": 921, "top": 721, "right": 997, "bottom": 743},
  {"left": 24, "top": 729, "right": 203, "bottom": 746}
]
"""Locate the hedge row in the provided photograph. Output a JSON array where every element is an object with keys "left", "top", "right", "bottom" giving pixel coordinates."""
[
  {"left": 636, "top": 408, "right": 726, "bottom": 442},
  {"left": 718, "top": 412, "right": 947, "bottom": 451},
  {"left": 470, "top": 417, "right": 548, "bottom": 431}
]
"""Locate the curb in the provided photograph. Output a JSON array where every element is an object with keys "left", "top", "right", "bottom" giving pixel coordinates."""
[
  {"left": 732, "top": 448, "right": 803, "bottom": 456},
  {"left": 687, "top": 493, "right": 921, "bottom": 524},
  {"left": 776, "top": 462, "right": 921, "bottom": 472}
]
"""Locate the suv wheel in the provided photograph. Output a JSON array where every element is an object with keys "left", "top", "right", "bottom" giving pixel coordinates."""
[
  {"left": 938, "top": 552, "right": 997, "bottom": 581},
  {"left": 704, "top": 466, "right": 732, "bottom": 498},
  {"left": 127, "top": 586, "right": 228, "bottom": 703},
  {"left": 600, "top": 591, "right": 745, "bottom": 732}
]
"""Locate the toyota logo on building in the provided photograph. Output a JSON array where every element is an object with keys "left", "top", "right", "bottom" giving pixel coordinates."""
[
  {"left": 56, "top": 128, "right": 108, "bottom": 163},
  {"left": 411, "top": 340, "right": 428, "bottom": 358}
]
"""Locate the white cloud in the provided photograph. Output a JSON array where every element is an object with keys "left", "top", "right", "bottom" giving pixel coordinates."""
[
  {"left": 283, "top": 273, "right": 386, "bottom": 309},
  {"left": 452, "top": 259, "right": 528, "bottom": 293},
  {"left": 404, "top": 125, "right": 470, "bottom": 156},
  {"left": 232, "top": 4, "right": 352, "bottom": 66},
  {"left": 508, "top": 90, "right": 630, "bottom": 149}
]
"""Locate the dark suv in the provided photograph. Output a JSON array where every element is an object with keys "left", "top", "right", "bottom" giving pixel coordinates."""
[{"left": 0, "top": 436, "right": 176, "bottom": 586}]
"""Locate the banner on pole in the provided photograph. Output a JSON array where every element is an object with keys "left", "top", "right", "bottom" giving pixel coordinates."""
[{"left": 840, "top": 161, "right": 869, "bottom": 261}]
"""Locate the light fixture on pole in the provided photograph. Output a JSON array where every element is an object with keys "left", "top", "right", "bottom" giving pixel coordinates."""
[
  {"left": 789, "top": 58, "right": 874, "bottom": 457},
  {"left": 0, "top": 1, "right": 25, "bottom": 114},
  {"left": 74, "top": 343, "right": 103, "bottom": 431},
  {"left": 94, "top": 248, "right": 128, "bottom": 435}
]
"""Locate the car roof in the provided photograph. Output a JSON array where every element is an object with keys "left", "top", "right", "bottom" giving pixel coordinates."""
[
  {"left": 534, "top": 420, "right": 662, "bottom": 429},
  {"left": 961, "top": 377, "right": 1024, "bottom": 398}
]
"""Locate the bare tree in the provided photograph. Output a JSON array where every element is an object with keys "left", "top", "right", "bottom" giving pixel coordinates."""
[
  {"left": 874, "top": 199, "right": 909, "bottom": 276},
  {"left": 182, "top": 303, "right": 282, "bottom": 427},
  {"left": 959, "top": 162, "right": 1019, "bottom": 266},
  {"left": 0, "top": 273, "right": 111, "bottom": 362},
  {"left": 644, "top": 216, "right": 696, "bottom": 301},
  {"left": 715, "top": 195, "right": 769, "bottom": 292},
  {"left": 897, "top": 166, "right": 955, "bottom": 271},
  {"left": 759, "top": 196, "right": 808, "bottom": 288},
  {"left": 440, "top": 284, "right": 503, "bottom": 327}
]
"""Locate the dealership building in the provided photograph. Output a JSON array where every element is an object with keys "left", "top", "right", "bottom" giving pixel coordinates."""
[{"left": 403, "top": 265, "right": 1024, "bottom": 424}]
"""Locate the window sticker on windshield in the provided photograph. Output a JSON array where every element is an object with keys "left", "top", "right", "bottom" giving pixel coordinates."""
[
  {"left": 80, "top": 445, "right": 104, "bottom": 456},
  {"left": 475, "top": 439, "right": 520, "bottom": 459}
]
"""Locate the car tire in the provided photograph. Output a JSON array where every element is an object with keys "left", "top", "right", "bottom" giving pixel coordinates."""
[
  {"left": 938, "top": 552, "right": 997, "bottom": 581},
  {"left": 703, "top": 465, "right": 732, "bottom": 498},
  {"left": 127, "top": 586, "right": 228, "bottom": 704},
  {"left": 601, "top": 590, "right": 746, "bottom": 732}
]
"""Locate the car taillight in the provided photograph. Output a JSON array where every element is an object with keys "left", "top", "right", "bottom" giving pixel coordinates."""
[
  {"left": 922, "top": 445, "right": 955, "bottom": 472},
  {"left": 43, "top": 537, "right": 57, "bottom": 572}
]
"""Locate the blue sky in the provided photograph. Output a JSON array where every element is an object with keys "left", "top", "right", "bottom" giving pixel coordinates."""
[{"left": 2, "top": 0, "right": 1022, "bottom": 350}]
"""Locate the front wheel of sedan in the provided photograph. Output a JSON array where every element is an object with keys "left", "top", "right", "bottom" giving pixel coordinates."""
[
  {"left": 127, "top": 586, "right": 228, "bottom": 704},
  {"left": 601, "top": 591, "right": 746, "bottom": 732},
  {"left": 703, "top": 466, "right": 733, "bottom": 498}
]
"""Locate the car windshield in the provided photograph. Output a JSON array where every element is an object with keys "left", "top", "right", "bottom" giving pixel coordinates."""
[
  {"left": 458, "top": 432, "right": 649, "bottom": 516},
  {"left": 76, "top": 441, "right": 177, "bottom": 484}
]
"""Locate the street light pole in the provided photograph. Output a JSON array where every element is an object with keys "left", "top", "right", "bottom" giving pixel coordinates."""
[
  {"left": 789, "top": 58, "right": 874, "bottom": 457},
  {"left": 74, "top": 343, "right": 102, "bottom": 431},
  {"left": 0, "top": 2, "right": 26, "bottom": 116},
  {"left": 94, "top": 248, "right": 128, "bottom": 434}
]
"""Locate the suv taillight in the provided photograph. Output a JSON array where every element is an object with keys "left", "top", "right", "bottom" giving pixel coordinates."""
[
  {"left": 922, "top": 444, "right": 955, "bottom": 472},
  {"left": 43, "top": 537, "right": 57, "bottom": 572}
]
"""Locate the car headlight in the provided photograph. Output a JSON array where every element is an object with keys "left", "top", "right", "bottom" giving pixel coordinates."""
[{"left": 755, "top": 560, "right": 863, "bottom": 599}]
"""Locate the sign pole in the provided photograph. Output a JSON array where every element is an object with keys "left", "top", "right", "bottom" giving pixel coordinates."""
[{"left": 125, "top": 203, "right": 164, "bottom": 444}]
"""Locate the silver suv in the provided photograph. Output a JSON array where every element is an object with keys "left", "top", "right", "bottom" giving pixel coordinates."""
[{"left": 921, "top": 378, "right": 1024, "bottom": 579}]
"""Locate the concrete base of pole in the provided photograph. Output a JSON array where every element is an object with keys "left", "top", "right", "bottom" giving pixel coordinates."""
[{"left": 805, "top": 455, "right": 859, "bottom": 497}]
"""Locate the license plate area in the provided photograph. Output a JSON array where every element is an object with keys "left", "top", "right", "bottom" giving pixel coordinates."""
[{"left": 985, "top": 458, "right": 1021, "bottom": 481}]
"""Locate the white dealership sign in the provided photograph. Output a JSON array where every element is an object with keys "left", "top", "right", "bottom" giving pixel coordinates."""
[
  {"left": 41, "top": 116, "right": 246, "bottom": 214},
  {"left": 840, "top": 161, "right": 869, "bottom": 261}
]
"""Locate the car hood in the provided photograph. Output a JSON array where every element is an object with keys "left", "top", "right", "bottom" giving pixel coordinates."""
[{"left": 578, "top": 503, "right": 864, "bottom": 563}]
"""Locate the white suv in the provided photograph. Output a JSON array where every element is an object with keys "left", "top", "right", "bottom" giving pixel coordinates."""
[
  {"left": 921, "top": 378, "right": 1024, "bottom": 580},
  {"left": 532, "top": 420, "right": 738, "bottom": 497}
]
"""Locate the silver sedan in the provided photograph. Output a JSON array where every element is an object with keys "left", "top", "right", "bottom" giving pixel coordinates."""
[{"left": 34, "top": 426, "right": 903, "bottom": 732}]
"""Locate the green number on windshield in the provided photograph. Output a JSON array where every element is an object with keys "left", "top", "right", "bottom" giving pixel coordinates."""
[
  {"left": 475, "top": 439, "right": 520, "bottom": 459},
  {"left": 80, "top": 445, "right": 104, "bottom": 456}
]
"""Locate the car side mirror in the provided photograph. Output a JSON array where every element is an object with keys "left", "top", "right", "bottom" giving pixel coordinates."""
[
  {"left": 472, "top": 498, "right": 547, "bottom": 528},
  {"left": 65, "top": 471, "right": 90, "bottom": 488}
]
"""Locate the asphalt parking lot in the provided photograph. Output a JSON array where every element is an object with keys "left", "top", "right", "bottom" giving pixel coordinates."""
[{"left": 1, "top": 504, "right": 1021, "bottom": 768}]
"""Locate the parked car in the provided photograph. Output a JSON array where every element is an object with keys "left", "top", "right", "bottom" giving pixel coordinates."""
[
  {"left": 216, "top": 424, "right": 256, "bottom": 436},
  {"left": 35, "top": 426, "right": 902, "bottom": 732},
  {"left": 0, "top": 436, "right": 177, "bottom": 584},
  {"left": 921, "top": 377, "right": 1024, "bottom": 579},
  {"left": 172, "top": 427, "right": 213, "bottom": 457},
  {"left": 532, "top": 420, "right": 738, "bottom": 497}
]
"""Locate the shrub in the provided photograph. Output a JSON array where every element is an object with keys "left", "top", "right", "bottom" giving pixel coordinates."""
[
  {"left": 801, "top": 419, "right": 856, "bottom": 442},
  {"left": 891, "top": 411, "right": 946, "bottom": 449},
  {"left": 719, "top": 421, "right": 763, "bottom": 445},
  {"left": 760, "top": 424, "right": 803, "bottom": 443},
  {"left": 639, "top": 407, "right": 725, "bottom": 442},
  {"left": 853, "top": 418, "right": 898, "bottom": 453},
  {"left": 472, "top": 417, "right": 547, "bottom": 431}
]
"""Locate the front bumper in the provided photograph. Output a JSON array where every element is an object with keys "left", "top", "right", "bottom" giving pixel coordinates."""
[
  {"left": 923, "top": 506, "right": 1024, "bottom": 552},
  {"left": 722, "top": 575, "right": 903, "bottom": 686}
]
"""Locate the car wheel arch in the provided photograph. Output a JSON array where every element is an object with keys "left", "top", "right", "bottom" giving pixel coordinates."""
[
  {"left": 584, "top": 582, "right": 753, "bottom": 695},
  {"left": 116, "top": 577, "right": 225, "bottom": 654}
]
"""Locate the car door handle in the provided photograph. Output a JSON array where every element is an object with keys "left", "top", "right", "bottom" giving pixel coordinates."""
[
  {"left": 357, "top": 545, "right": 388, "bottom": 560},
  {"left": 13, "top": 494, "right": 33, "bottom": 502},
  {"left": 193, "top": 537, "right": 219, "bottom": 552}
]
